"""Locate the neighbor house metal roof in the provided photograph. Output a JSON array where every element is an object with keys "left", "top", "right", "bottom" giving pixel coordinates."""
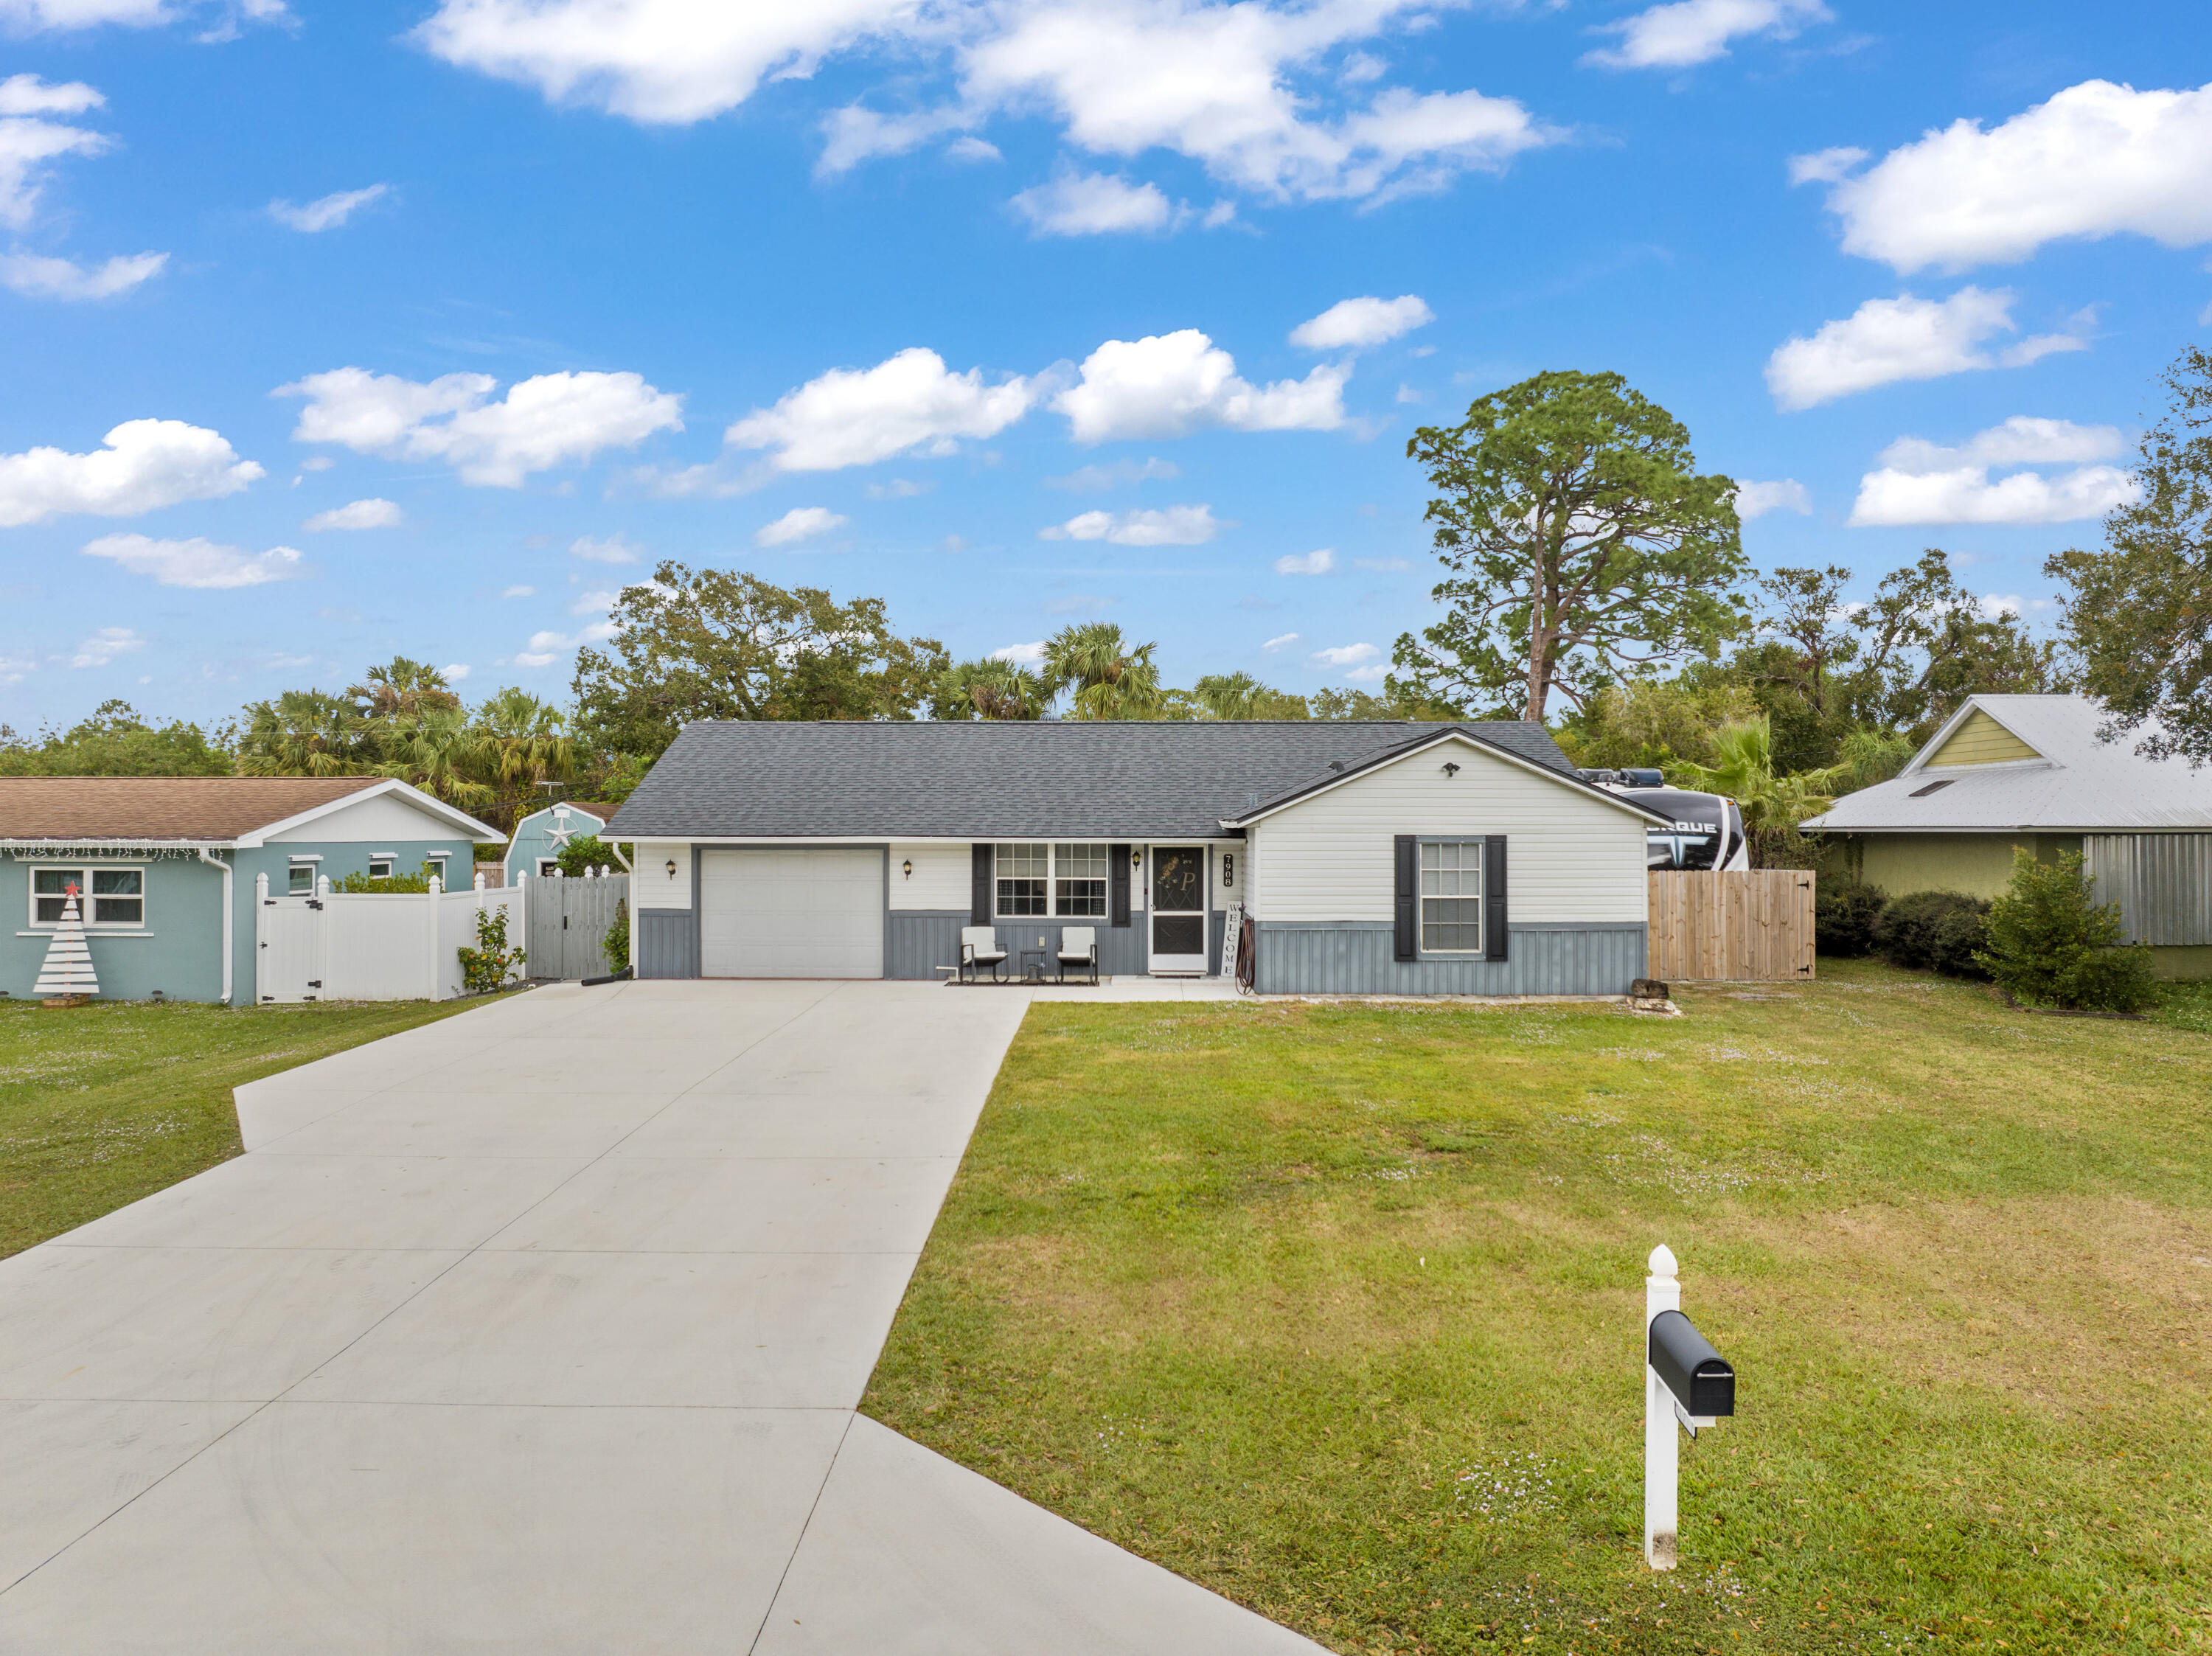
[
  {"left": 1804, "top": 695, "right": 2212, "bottom": 834},
  {"left": 0, "top": 776, "right": 383, "bottom": 842},
  {"left": 605, "top": 720, "right": 1587, "bottom": 841}
]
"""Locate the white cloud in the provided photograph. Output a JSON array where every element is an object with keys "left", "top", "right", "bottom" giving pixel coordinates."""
[
  {"left": 0, "top": 94, "right": 110, "bottom": 229},
  {"left": 0, "top": 419, "right": 262, "bottom": 526},
  {"left": 1734, "top": 479, "right": 1812, "bottom": 518},
  {"left": 70, "top": 625, "right": 143, "bottom": 668},
  {"left": 1054, "top": 329, "right": 1347, "bottom": 442},
  {"left": 1848, "top": 417, "right": 2139, "bottom": 527},
  {"left": 1289, "top": 293, "right": 1433, "bottom": 350},
  {"left": 755, "top": 504, "right": 849, "bottom": 546},
  {"left": 1764, "top": 288, "right": 2088, "bottom": 411},
  {"left": 1343, "top": 662, "right": 1388, "bottom": 682},
  {"left": 0, "top": 250, "right": 165, "bottom": 299},
  {"left": 1810, "top": 79, "right": 2212, "bottom": 274},
  {"left": 1040, "top": 504, "right": 1219, "bottom": 546},
  {"left": 1262, "top": 631, "right": 1300, "bottom": 650},
  {"left": 0, "top": 650, "right": 33, "bottom": 684},
  {"left": 0, "top": 1, "right": 286, "bottom": 32},
  {"left": 0, "top": 74, "right": 103, "bottom": 115},
  {"left": 1011, "top": 170, "right": 1172, "bottom": 235},
  {"left": 81, "top": 532, "right": 302, "bottom": 588},
  {"left": 502, "top": 584, "right": 535, "bottom": 597},
  {"left": 268, "top": 183, "right": 389, "bottom": 232},
  {"left": 416, "top": 0, "right": 1557, "bottom": 206},
  {"left": 1274, "top": 546, "right": 1335, "bottom": 574},
  {"left": 866, "top": 476, "right": 930, "bottom": 498},
  {"left": 1045, "top": 456, "right": 1178, "bottom": 490},
  {"left": 276, "top": 366, "right": 684, "bottom": 487},
  {"left": 1787, "top": 145, "right": 1865, "bottom": 186},
  {"left": 442, "top": 662, "right": 472, "bottom": 681},
  {"left": 1312, "top": 641, "right": 1378, "bottom": 666},
  {"left": 569, "top": 588, "right": 617, "bottom": 615},
  {"left": 297, "top": 454, "right": 333, "bottom": 471},
  {"left": 514, "top": 619, "right": 615, "bottom": 668},
  {"left": 991, "top": 640, "right": 1046, "bottom": 664},
  {"left": 303, "top": 496, "right": 401, "bottom": 531},
  {"left": 726, "top": 347, "right": 1034, "bottom": 472},
  {"left": 1352, "top": 554, "right": 1409, "bottom": 570},
  {"left": 946, "top": 135, "right": 1001, "bottom": 162},
  {"left": 570, "top": 532, "right": 640, "bottom": 563},
  {"left": 1583, "top": 0, "right": 1829, "bottom": 70}
]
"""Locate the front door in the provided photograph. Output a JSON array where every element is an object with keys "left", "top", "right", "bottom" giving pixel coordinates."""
[{"left": 1149, "top": 846, "right": 1208, "bottom": 975}]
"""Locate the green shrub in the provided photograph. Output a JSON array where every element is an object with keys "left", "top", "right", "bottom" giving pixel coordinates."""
[
  {"left": 603, "top": 898, "right": 629, "bottom": 975},
  {"left": 554, "top": 834, "right": 632, "bottom": 877},
  {"left": 1815, "top": 876, "right": 1885, "bottom": 957},
  {"left": 1975, "top": 849, "right": 2156, "bottom": 1013},
  {"left": 330, "top": 860, "right": 438, "bottom": 894},
  {"left": 1874, "top": 890, "right": 1990, "bottom": 978},
  {"left": 456, "top": 904, "right": 529, "bottom": 995}
]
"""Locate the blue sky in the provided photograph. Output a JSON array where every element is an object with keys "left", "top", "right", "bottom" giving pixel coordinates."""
[{"left": 2, "top": 0, "right": 2208, "bottom": 727}]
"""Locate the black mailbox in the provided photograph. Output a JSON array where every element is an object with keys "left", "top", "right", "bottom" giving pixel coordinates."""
[{"left": 1648, "top": 1310, "right": 1734, "bottom": 1417}]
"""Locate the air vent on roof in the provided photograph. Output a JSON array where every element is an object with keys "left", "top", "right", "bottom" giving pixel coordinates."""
[
  {"left": 1909, "top": 779, "right": 1954, "bottom": 798},
  {"left": 1327, "top": 759, "right": 1346, "bottom": 773}
]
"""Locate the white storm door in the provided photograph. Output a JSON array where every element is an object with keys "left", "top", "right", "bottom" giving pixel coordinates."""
[
  {"left": 699, "top": 849, "right": 883, "bottom": 979},
  {"left": 1147, "top": 846, "right": 1208, "bottom": 975}
]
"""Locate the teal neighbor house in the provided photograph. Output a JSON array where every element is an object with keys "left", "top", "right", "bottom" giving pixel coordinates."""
[
  {"left": 2, "top": 776, "right": 501, "bottom": 1004},
  {"left": 502, "top": 800, "right": 614, "bottom": 883}
]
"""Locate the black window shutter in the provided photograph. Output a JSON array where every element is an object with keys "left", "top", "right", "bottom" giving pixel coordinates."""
[
  {"left": 971, "top": 843, "right": 992, "bottom": 928},
  {"left": 1109, "top": 843, "right": 1130, "bottom": 927},
  {"left": 1484, "top": 834, "right": 1509, "bottom": 961},
  {"left": 1393, "top": 835, "right": 1417, "bottom": 961}
]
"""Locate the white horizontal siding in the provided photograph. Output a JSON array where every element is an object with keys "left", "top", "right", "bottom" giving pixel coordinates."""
[
  {"left": 891, "top": 841, "right": 970, "bottom": 911},
  {"left": 1251, "top": 742, "right": 1647, "bottom": 924},
  {"left": 632, "top": 839, "right": 693, "bottom": 910}
]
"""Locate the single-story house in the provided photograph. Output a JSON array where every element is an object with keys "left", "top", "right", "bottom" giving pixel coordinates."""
[
  {"left": 503, "top": 800, "right": 616, "bottom": 883},
  {"left": 602, "top": 720, "right": 1673, "bottom": 995},
  {"left": 1, "top": 777, "right": 501, "bottom": 1003},
  {"left": 1804, "top": 693, "right": 2212, "bottom": 980}
]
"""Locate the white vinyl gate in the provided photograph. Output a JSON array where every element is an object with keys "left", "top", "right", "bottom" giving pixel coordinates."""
[
  {"left": 255, "top": 873, "right": 526, "bottom": 1003},
  {"left": 699, "top": 849, "right": 883, "bottom": 978}
]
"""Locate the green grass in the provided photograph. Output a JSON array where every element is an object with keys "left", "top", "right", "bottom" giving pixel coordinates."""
[
  {"left": 0, "top": 995, "right": 505, "bottom": 1257},
  {"left": 866, "top": 959, "right": 2212, "bottom": 1655}
]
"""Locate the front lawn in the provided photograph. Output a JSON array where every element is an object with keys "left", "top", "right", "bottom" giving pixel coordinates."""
[
  {"left": 0, "top": 996, "right": 503, "bottom": 1257},
  {"left": 866, "top": 961, "right": 2212, "bottom": 1655}
]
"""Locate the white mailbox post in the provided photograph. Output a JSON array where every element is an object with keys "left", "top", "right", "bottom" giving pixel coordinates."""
[{"left": 1644, "top": 1243, "right": 1735, "bottom": 1570}]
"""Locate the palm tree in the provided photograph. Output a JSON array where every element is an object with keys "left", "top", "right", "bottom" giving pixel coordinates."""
[
  {"left": 234, "top": 689, "right": 376, "bottom": 777},
  {"left": 376, "top": 705, "right": 494, "bottom": 807},
  {"left": 473, "top": 686, "right": 578, "bottom": 789},
  {"left": 1675, "top": 716, "right": 1846, "bottom": 863},
  {"left": 1041, "top": 623, "right": 1164, "bottom": 720},
  {"left": 349, "top": 657, "right": 462, "bottom": 721},
  {"left": 937, "top": 659, "right": 1051, "bottom": 720},
  {"left": 1191, "top": 672, "right": 1309, "bottom": 720}
]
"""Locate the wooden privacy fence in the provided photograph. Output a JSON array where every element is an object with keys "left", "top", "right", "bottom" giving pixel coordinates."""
[
  {"left": 1647, "top": 870, "right": 1816, "bottom": 982},
  {"left": 526, "top": 870, "right": 628, "bottom": 980}
]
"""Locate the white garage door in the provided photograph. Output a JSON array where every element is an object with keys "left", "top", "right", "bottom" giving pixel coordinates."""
[{"left": 700, "top": 849, "right": 884, "bottom": 979}]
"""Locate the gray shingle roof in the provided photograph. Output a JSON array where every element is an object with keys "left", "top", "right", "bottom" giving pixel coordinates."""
[{"left": 605, "top": 720, "right": 1583, "bottom": 841}]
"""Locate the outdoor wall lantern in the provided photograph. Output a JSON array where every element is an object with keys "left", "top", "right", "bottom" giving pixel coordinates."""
[
  {"left": 902, "top": 859, "right": 913, "bottom": 879},
  {"left": 1130, "top": 849, "right": 1143, "bottom": 867},
  {"left": 664, "top": 859, "right": 678, "bottom": 880},
  {"left": 1442, "top": 761, "right": 1461, "bottom": 778}
]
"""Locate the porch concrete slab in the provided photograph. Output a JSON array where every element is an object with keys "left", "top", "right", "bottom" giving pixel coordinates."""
[
  {"left": 610, "top": 1091, "right": 986, "bottom": 1160},
  {"left": 0, "top": 1399, "right": 260, "bottom": 1592},
  {"left": 481, "top": 1155, "right": 959, "bottom": 1254},
  {"left": 265, "top": 1088, "right": 683, "bottom": 1159},
  {"left": 288, "top": 1250, "right": 915, "bottom": 1409},
  {"left": 758, "top": 1415, "right": 1326, "bottom": 1656},
  {"left": 0, "top": 1246, "right": 463, "bottom": 1402},
  {"left": 58, "top": 1153, "right": 590, "bottom": 1252},
  {"left": 0, "top": 1400, "right": 851, "bottom": 1654}
]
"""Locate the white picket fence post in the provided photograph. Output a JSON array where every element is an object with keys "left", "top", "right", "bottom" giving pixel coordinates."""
[
  {"left": 1645, "top": 1244, "right": 1681, "bottom": 1570},
  {"left": 427, "top": 874, "right": 444, "bottom": 999}
]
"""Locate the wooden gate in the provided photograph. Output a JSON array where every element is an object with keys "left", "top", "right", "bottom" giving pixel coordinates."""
[
  {"left": 526, "top": 873, "right": 629, "bottom": 979},
  {"left": 1647, "top": 871, "right": 1816, "bottom": 982}
]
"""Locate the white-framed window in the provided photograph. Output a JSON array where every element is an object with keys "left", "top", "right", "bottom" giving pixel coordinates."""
[
  {"left": 288, "top": 862, "right": 316, "bottom": 895},
  {"left": 994, "top": 843, "right": 1110, "bottom": 918},
  {"left": 538, "top": 857, "right": 560, "bottom": 877},
  {"left": 426, "top": 855, "right": 448, "bottom": 885},
  {"left": 367, "top": 857, "right": 395, "bottom": 880},
  {"left": 1419, "top": 839, "right": 1484, "bottom": 954},
  {"left": 29, "top": 865, "right": 145, "bottom": 929}
]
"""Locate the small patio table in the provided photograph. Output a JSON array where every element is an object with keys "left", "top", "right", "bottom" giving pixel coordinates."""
[{"left": 1019, "top": 948, "right": 1049, "bottom": 984}]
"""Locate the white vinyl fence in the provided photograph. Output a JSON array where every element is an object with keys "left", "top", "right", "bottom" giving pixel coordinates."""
[{"left": 255, "top": 872, "right": 527, "bottom": 1004}]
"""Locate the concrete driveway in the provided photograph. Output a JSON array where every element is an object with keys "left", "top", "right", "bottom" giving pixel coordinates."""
[{"left": 0, "top": 980, "right": 1321, "bottom": 1655}]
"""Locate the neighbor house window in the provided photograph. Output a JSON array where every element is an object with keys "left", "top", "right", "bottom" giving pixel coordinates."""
[
  {"left": 368, "top": 857, "right": 395, "bottom": 880},
  {"left": 30, "top": 866, "right": 145, "bottom": 928},
  {"left": 994, "top": 843, "right": 1111, "bottom": 918},
  {"left": 426, "top": 856, "right": 448, "bottom": 885},
  {"left": 288, "top": 863, "right": 316, "bottom": 895},
  {"left": 1419, "top": 839, "right": 1483, "bottom": 953}
]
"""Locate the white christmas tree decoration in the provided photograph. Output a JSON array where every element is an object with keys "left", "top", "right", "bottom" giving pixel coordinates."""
[{"left": 32, "top": 885, "right": 99, "bottom": 1001}]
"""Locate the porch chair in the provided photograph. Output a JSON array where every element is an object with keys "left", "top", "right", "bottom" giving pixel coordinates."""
[
  {"left": 1057, "top": 925, "right": 1099, "bottom": 986},
  {"left": 959, "top": 925, "right": 1009, "bottom": 984}
]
